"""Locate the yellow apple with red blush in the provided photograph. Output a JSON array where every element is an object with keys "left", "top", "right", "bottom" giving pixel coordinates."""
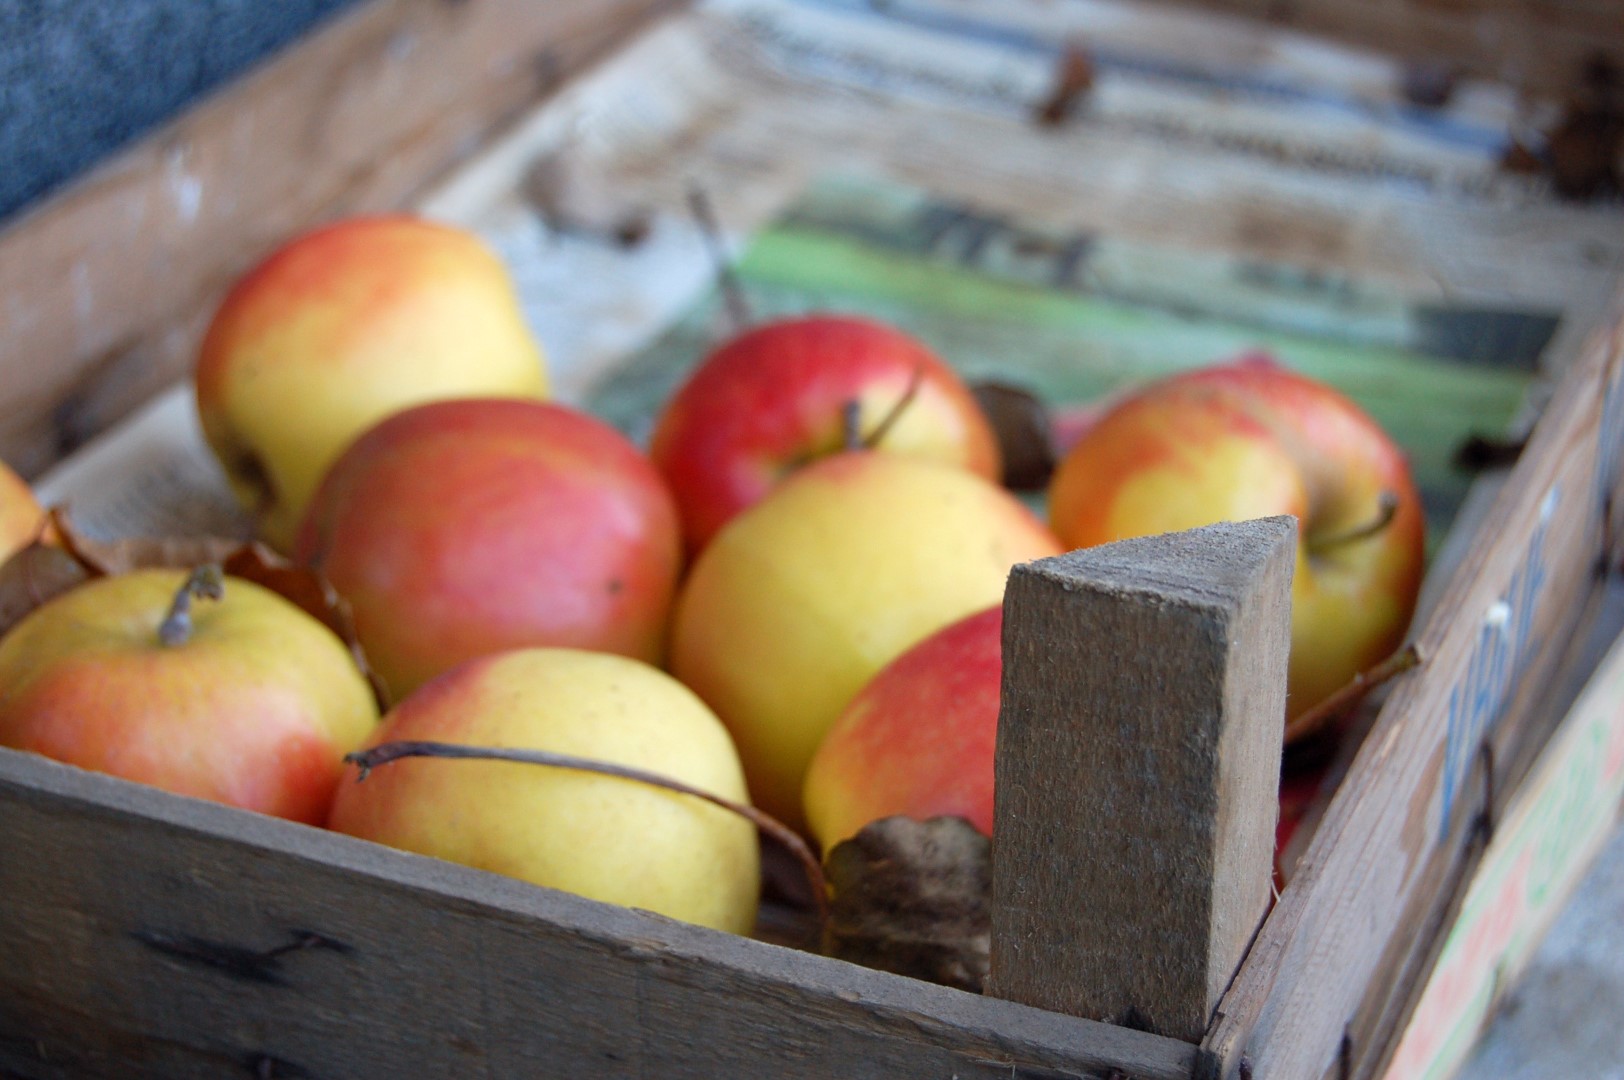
[
  {"left": 1047, "top": 355, "right": 1425, "bottom": 736},
  {"left": 195, "top": 215, "right": 548, "bottom": 551},
  {"left": 0, "top": 567, "right": 379, "bottom": 823}
]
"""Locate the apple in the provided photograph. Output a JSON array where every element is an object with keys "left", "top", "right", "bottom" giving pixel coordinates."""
[
  {"left": 195, "top": 215, "right": 549, "bottom": 551},
  {"left": 0, "top": 566, "right": 379, "bottom": 823},
  {"left": 327, "top": 647, "right": 760, "bottom": 934},
  {"left": 805, "top": 602, "right": 1327, "bottom": 891},
  {"left": 803, "top": 605, "right": 1001, "bottom": 853},
  {"left": 669, "top": 451, "right": 1062, "bottom": 830},
  {"left": 1047, "top": 355, "right": 1425, "bottom": 734},
  {"left": 294, "top": 398, "right": 682, "bottom": 702},
  {"left": 648, "top": 315, "right": 1002, "bottom": 554},
  {"left": 0, "top": 457, "right": 43, "bottom": 562}
]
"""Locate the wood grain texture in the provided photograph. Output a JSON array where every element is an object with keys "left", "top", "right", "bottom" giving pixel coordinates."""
[
  {"left": 989, "top": 517, "right": 1297, "bottom": 1043},
  {"left": 1178, "top": 0, "right": 1624, "bottom": 99},
  {"left": 0, "top": 0, "right": 678, "bottom": 479},
  {"left": 1201, "top": 295, "right": 1624, "bottom": 1079},
  {"left": 0, "top": 747, "right": 1198, "bottom": 1080}
]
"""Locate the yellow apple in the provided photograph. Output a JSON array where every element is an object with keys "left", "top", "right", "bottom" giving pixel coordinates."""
[
  {"left": 669, "top": 451, "right": 1063, "bottom": 829},
  {"left": 327, "top": 648, "right": 759, "bottom": 934},
  {"left": 0, "top": 457, "right": 43, "bottom": 562},
  {"left": 194, "top": 215, "right": 549, "bottom": 550},
  {"left": 0, "top": 567, "right": 379, "bottom": 823}
]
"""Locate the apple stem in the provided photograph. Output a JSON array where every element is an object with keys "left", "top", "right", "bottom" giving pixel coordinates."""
[
  {"left": 345, "top": 740, "right": 831, "bottom": 927},
  {"left": 839, "top": 363, "right": 927, "bottom": 455},
  {"left": 686, "top": 184, "right": 753, "bottom": 335},
  {"left": 1286, "top": 642, "right": 1427, "bottom": 743},
  {"left": 158, "top": 564, "right": 226, "bottom": 647},
  {"left": 861, "top": 363, "right": 925, "bottom": 451},
  {"left": 1306, "top": 490, "right": 1401, "bottom": 557},
  {"left": 840, "top": 399, "right": 864, "bottom": 452}
]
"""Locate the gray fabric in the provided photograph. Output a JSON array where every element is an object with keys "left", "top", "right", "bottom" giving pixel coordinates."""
[{"left": 0, "top": 0, "right": 363, "bottom": 223}]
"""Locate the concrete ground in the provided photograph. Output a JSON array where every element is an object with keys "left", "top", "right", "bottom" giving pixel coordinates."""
[{"left": 1459, "top": 821, "right": 1624, "bottom": 1079}]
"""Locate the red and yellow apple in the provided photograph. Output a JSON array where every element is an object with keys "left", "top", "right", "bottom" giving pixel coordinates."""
[
  {"left": 328, "top": 647, "right": 759, "bottom": 934},
  {"left": 0, "top": 457, "right": 43, "bottom": 561},
  {"left": 294, "top": 398, "right": 682, "bottom": 702},
  {"left": 195, "top": 215, "right": 549, "bottom": 551},
  {"left": 669, "top": 451, "right": 1062, "bottom": 829},
  {"left": 648, "top": 315, "right": 1002, "bottom": 554},
  {"left": 803, "top": 604, "right": 1002, "bottom": 852},
  {"left": 0, "top": 567, "right": 379, "bottom": 823},
  {"left": 1047, "top": 355, "right": 1425, "bottom": 734}
]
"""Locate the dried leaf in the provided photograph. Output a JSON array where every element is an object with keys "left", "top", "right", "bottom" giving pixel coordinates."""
[
  {"left": 1034, "top": 44, "right": 1095, "bottom": 128},
  {"left": 821, "top": 816, "right": 990, "bottom": 992},
  {"left": 0, "top": 542, "right": 92, "bottom": 638},
  {"left": 523, "top": 150, "right": 652, "bottom": 248},
  {"left": 971, "top": 381, "right": 1056, "bottom": 492},
  {"left": 1400, "top": 61, "right": 1457, "bottom": 109}
]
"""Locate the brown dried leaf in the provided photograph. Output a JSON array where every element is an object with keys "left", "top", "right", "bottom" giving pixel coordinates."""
[
  {"left": 821, "top": 816, "right": 990, "bottom": 992},
  {"left": 49, "top": 507, "right": 240, "bottom": 576},
  {"left": 971, "top": 381, "right": 1056, "bottom": 492},
  {"left": 0, "top": 542, "right": 92, "bottom": 638},
  {"left": 1034, "top": 44, "right": 1095, "bottom": 127}
]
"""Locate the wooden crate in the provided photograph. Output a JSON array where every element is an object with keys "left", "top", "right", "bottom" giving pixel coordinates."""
[{"left": 3, "top": 2, "right": 1623, "bottom": 1078}]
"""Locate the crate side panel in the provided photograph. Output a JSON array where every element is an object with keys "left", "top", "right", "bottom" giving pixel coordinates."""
[
  {"left": 1204, "top": 300, "right": 1624, "bottom": 1078},
  {"left": 0, "top": 749, "right": 1197, "bottom": 1080}
]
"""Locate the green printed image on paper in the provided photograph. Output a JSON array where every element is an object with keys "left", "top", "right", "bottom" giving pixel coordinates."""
[{"left": 584, "top": 172, "right": 1555, "bottom": 547}]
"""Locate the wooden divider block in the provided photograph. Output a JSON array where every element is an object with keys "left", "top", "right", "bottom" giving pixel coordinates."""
[{"left": 988, "top": 517, "right": 1296, "bottom": 1043}]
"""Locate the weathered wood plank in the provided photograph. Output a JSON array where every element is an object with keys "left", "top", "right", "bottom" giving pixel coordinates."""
[
  {"left": 990, "top": 518, "right": 1295, "bottom": 1043},
  {"left": 0, "top": 0, "right": 679, "bottom": 480},
  {"left": 1201, "top": 296, "right": 1624, "bottom": 1078},
  {"left": 1178, "top": 0, "right": 1624, "bottom": 98},
  {"left": 1377, "top": 578, "right": 1624, "bottom": 1079},
  {"left": 0, "top": 747, "right": 1198, "bottom": 1080}
]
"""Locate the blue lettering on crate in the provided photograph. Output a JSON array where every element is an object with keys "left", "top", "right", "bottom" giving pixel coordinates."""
[{"left": 1439, "top": 487, "right": 1557, "bottom": 836}]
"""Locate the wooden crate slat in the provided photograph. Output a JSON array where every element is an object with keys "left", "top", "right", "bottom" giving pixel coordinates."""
[
  {"left": 0, "top": 0, "right": 678, "bottom": 480},
  {"left": 0, "top": 748, "right": 1198, "bottom": 1080},
  {"left": 991, "top": 518, "right": 1295, "bottom": 1042},
  {"left": 1202, "top": 300, "right": 1624, "bottom": 1078},
  {"left": 1175, "top": 0, "right": 1624, "bottom": 97}
]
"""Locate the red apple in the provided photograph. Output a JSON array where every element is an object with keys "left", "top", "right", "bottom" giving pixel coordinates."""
[
  {"left": 0, "top": 567, "right": 380, "bottom": 823},
  {"left": 1047, "top": 355, "right": 1425, "bottom": 735},
  {"left": 195, "top": 215, "right": 549, "bottom": 551},
  {"left": 802, "top": 605, "right": 1002, "bottom": 852},
  {"left": 804, "top": 602, "right": 1323, "bottom": 887},
  {"left": 648, "top": 315, "right": 1002, "bottom": 554},
  {"left": 669, "top": 451, "right": 1061, "bottom": 830},
  {"left": 294, "top": 398, "right": 682, "bottom": 702}
]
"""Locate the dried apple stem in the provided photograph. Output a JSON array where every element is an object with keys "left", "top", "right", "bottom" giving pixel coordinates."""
[
  {"left": 1307, "top": 490, "right": 1400, "bottom": 557},
  {"left": 861, "top": 363, "right": 925, "bottom": 451},
  {"left": 158, "top": 564, "right": 225, "bottom": 647},
  {"left": 686, "top": 184, "right": 753, "bottom": 335},
  {"left": 1287, "top": 643, "right": 1426, "bottom": 742},
  {"left": 839, "top": 363, "right": 926, "bottom": 454},
  {"left": 345, "top": 740, "right": 829, "bottom": 926}
]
